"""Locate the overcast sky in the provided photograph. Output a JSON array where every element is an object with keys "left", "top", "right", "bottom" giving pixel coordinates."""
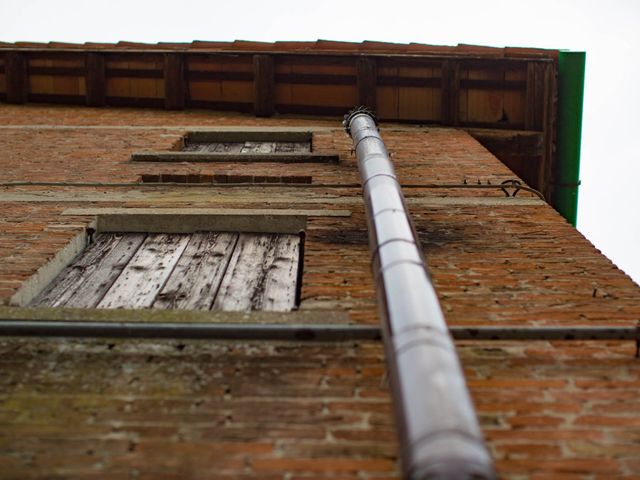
[{"left": 2, "top": 0, "right": 639, "bottom": 284}]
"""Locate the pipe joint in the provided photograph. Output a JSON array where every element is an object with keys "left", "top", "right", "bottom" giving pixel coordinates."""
[{"left": 343, "top": 106, "right": 377, "bottom": 135}]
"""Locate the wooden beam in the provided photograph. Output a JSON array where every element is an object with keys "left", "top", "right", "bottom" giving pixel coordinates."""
[
  {"left": 188, "top": 70, "right": 253, "bottom": 82},
  {"left": 275, "top": 104, "right": 349, "bottom": 117},
  {"left": 378, "top": 76, "right": 439, "bottom": 88},
  {"left": 539, "top": 62, "right": 556, "bottom": 199},
  {"left": 5, "top": 52, "right": 28, "bottom": 104},
  {"left": 441, "top": 59, "right": 460, "bottom": 125},
  {"left": 108, "top": 68, "right": 164, "bottom": 79},
  {"left": 357, "top": 56, "right": 377, "bottom": 110},
  {"left": 163, "top": 53, "right": 185, "bottom": 110},
  {"left": 85, "top": 52, "right": 106, "bottom": 107},
  {"left": 28, "top": 66, "right": 85, "bottom": 76},
  {"left": 253, "top": 54, "right": 275, "bottom": 117},
  {"left": 275, "top": 72, "right": 355, "bottom": 85},
  {"left": 525, "top": 61, "right": 546, "bottom": 131}
]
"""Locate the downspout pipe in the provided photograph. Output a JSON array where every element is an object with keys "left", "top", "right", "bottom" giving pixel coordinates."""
[
  {"left": 553, "top": 51, "right": 586, "bottom": 226},
  {"left": 343, "top": 107, "right": 496, "bottom": 479}
]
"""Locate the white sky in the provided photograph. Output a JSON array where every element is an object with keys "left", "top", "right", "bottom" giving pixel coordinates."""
[{"left": 2, "top": 0, "right": 639, "bottom": 284}]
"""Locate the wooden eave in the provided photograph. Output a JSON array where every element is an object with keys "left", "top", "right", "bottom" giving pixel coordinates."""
[{"left": 0, "top": 41, "right": 559, "bottom": 203}]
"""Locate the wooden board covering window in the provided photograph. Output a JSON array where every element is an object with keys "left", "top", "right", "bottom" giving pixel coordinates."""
[
  {"left": 183, "top": 141, "right": 310, "bottom": 154},
  {"left": 31, "top": 232, "right": 301, "bottom": 312}
]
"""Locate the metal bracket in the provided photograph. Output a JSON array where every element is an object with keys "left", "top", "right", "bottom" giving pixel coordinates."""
[{"left": 500, "top": 179, "right": 522, "bottom": 197}]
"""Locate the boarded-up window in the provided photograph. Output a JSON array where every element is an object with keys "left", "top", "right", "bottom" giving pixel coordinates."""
[
  {"left": 182, "top": 131, "right": 312, "bottom": 154},
  {"left": 183, "top": 141, "right": 311, "bottom": 154},
  {"left": 131, "top": 131, "right": 341, "bottom": 163},
  {"left": 31, "top": 232, "right": 302, "bottom": 312}
]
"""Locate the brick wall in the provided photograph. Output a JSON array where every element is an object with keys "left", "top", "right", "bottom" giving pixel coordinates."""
[
  {"left": 0, "top": 339, "right": 396, "bottom": 479},
  {"left": 0, "top": 104, "right": 638, "bottom": 478}
]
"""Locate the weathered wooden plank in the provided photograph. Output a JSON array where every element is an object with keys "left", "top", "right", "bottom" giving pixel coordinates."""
[
  {"left": 275, "top": 142, "right": 310, "bottom": 153},
  {"left": 240, "top": 141, "right": 276, "bottom": 154},
  {"left": 253, "top": 54, "right": 275, "bottom": 117},
  {"left": 5, "top": 52, "right": 28, "bottom": 104},
  {"left": 64, "top": 233, "right": 147, "bottom": 308},
  {"left": 31, "top": 233, "right": 147, "bottom": 308},
  {"left": 183, "top": 142, "right": 205, "bottom": 152},
  {"left": 164, "top": 53, "right": 185, "bottom": 110},
  {"left": 184, "top": 141, "right": 310, "bottom": 154},
  {"left": 153, "top": 232, "right": 238, "bottom": 310},
  {"left": 213, "top": 142, "right": 244, "bottom": 153},
  {"left": 213, "top": 233, "right": 269, "bottom": 311},
  {"left": 295, "top": 141, "right": 311, "bottom": 153},
  {"left": 213, "top": 233, "right": 300, "bottom": 312},
  {"left": 357, "top": 56, "right": 377, "bottom": 110},
  {"left": 64, "top": 233, "right": 146, "bottom": 308},
  {"left": 260, "top": 234, "right": 301, "bottom": 311},
  {"left": 183, "top": 142, "right": 243, "bottom": 153},
  {"left": 97, "top": 233, "right": 190, "bottom": 309},
  {"left": 85, "top": 52, "right": 106, "bottom": 106},
  {"left": 275, "top": 142, "right": 295, "bottom": 153},
  {"left": 30, "top": 233, "right": 122, "bottom": 307}
]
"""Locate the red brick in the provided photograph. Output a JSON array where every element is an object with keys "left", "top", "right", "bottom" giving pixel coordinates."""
[{"left": 1, "top": 103, "right": 639, "bottom": 479}]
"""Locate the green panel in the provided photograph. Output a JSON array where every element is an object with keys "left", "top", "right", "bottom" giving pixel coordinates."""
[{"left": 554, "top": 51, "right": 586, "bottom": 226}]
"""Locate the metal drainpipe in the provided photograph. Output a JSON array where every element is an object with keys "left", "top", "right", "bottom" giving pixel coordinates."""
[
  {"left": 343, "top": 107, "right": 496, "bottom": 480},
  {"left": 554, "top": 51, "right": 586, "bottom": 226}
]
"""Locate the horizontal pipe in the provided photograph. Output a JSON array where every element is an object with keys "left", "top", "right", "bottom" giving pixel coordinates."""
[
  {"left": 453, "top": 325, "right": 639, "bottom": 341},
  {"left": 0, "top": 321, "right": 382, "bottom": 341},
  {"left": 344, "top": 107, "right": 496, "bottom": 480},
  {"left": 0, "top": 180, "right": 543, "bottom": 198},
  {"left": 0, "top": 321, "right": 636, "bottom": 341}
]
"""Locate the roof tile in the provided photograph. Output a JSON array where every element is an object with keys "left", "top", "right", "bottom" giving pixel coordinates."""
[
  {"left": 230, "top": 40, "right": 275, "bottom": 51},
  {"left": 190, "top": 41, "right": 231, "bottom": 49},
  {"left": 505, "top": 46, "right": 559, "bottom": 59},
  {"left": 314, "top": 40, "right": 361, "bottom": 51},
  {"left": 454, "top": 44, "right": 504, "bottom": 56},
  {"left": 13, "top": 41, "right": 48, "bottom": 47},
  {"left": 0, "top": 39, "right": 559, "bottom": 59}
]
